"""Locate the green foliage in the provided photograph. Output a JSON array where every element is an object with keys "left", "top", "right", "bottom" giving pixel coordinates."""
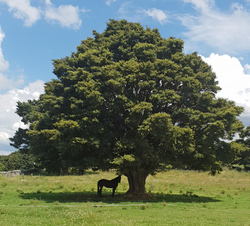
[
  {"left": 0, "top": 151, "right": 35, "bottom": 171},
  {"left": 9, "top": 128, "right": 30, "bottom": 153},
  {"left": 0, "top": 162, "right": 5, "bottom": 171},
  {"left": 233, "top": 126, "right": 250, "bottom": 168},
  {"left": 10, "top": 20, "right": 245, "bottom": 190}
]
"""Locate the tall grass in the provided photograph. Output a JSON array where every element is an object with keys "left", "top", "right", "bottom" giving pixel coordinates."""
[{"left": 0, "top": 168, "right": 249, "bottom": 225}]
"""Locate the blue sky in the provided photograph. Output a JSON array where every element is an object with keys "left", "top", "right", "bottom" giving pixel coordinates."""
[{"left": 1, "top": 0, "right": 250, "bottom": 155}]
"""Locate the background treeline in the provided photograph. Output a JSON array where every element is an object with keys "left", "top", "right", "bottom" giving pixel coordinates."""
[
  {"left": 1, "top": 143, "right": 249, "bottom": 174},
  {"left": 0, "top": 151, "right": 35, "bottom": 172},
  {"left": 233, "top": 126, "right": 250, "bottom": 171}
]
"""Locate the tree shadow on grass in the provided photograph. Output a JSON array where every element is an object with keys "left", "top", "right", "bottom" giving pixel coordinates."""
[{"left": 19, "top": 191, "right": 220, "bottom": 204}]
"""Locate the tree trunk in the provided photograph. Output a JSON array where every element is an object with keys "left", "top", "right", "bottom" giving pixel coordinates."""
[
  {"left": 61, "top": 167, "right": 69, "bottom": 175},
  {"left": 125, "top": 170, "right": 148, "bottom": 195}
]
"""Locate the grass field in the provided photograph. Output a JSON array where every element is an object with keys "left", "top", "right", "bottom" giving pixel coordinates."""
[{"left": 0, "top": 168, "right": 249, "bottom": 225}]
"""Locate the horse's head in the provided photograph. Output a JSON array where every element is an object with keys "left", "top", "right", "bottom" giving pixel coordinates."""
[{"left": 117, "top": 175, "right": 121, "bottom": 183}]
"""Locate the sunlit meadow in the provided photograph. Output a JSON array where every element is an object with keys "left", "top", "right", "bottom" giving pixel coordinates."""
[{"left": 0, "top": 169, "right": 249, "bottom": 225}]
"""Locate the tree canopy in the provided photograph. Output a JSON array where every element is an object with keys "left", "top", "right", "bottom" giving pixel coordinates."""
[
  {"left": 0, "top": 151, "right": 34, "bottom": 172},
  {"left": 11, "top": 19, "right": 245, "bottom": 195},
  {"left": 233, "top": 126, "right": 250, "bottom": 169}
]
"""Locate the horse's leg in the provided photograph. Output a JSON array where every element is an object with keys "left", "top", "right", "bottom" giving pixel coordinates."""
[
  {"left": 112, "top": 187, "right": 117, "bottom": 197},
  {"left": 99, "top": 186, "right": 103, "bottom": 197},
  {"left": 97, "top": 183, "right": 99, "bottom": 196}
]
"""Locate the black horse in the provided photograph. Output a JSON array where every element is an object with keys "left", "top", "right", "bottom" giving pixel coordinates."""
[{"left": 97, "top": 175, "right": 121, "bottom": 197}]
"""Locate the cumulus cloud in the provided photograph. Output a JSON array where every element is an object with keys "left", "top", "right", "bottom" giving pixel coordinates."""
[
  {"left": 0, "top": 73, "right": 24, "bottom": 91},
  {"left": 0, "top": 0, "right": 41, "bottom": 26},
  {"left": 0, "top": 80, "right": 44, "bottom": 155},
  {"left": 143, "top": 8, "right": 168, "bottom": 24},
  {"left": 0, "top": 27, "right": 24, "bottom": 90},
  {"left": 44, "top": 0, "right": 85, "bottom": 30},
  {"left": 244, "top": 64, "right": 250, "bottom": 74},
  {"left": 0, "top": 0, "right": 86, "bottom": 30},
  {"left": 202, "top": 53, "right": 250, "bottom": 126},
  {"left": 118, "top": 3, "right": 166, "bottom": 24},
  {"left": 0, "top": 27, "right": 9, "bottom": 71},
  {"left": 0, "top": 28, "right": 43, "bottom": 153},
  {"left": 180, "top": 0, "right": 250, "bottom": 54}
]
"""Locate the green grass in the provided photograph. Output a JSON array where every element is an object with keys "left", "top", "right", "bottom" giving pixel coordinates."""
[{"left": 0, "top": 169, "right": 249, "bottom": 225}]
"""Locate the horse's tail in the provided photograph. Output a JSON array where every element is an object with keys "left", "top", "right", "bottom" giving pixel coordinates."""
[{"left": 97, "top": 181, "right": 99, "bottom": 195}]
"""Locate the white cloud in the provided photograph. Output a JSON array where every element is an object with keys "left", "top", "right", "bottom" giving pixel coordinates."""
[
  {"left": 180, "top": 0, "right": 250, "bottom": 54},
  {"left": 0, "top": 80, "right": 44, "bottom": 154},
  {"left": 0, "top": 27, "right": 24, "bottom": 90},
  {"left": 0, "top": 0, "right": 86, "bottom": 30},
  {"left": 106, "top": 0, "right": 117, "bottom": 6},
  {"left": 118, "top": 4, "right": 168, "bottom": 24},
  {"left": 244, "top": 64, "right": 250, "bottom": 74},
  {"left": 0, "top": 132, "right": 10, "bottom": 145},
  {"left": 143, "top": 8, "right": 168, "bottom": 25},
  {"left": 0, "top": 0, "right": 41, "bottom": 26},
  {"left": 45, "top": 0, "right": 52, "bottom": 5},
  {"left": 0, "top": 27, "right": 9, "bottom": 71},
  {"left": 202, "top": 53, "right": 250, "bottom": 126},
  {"left": 44, "top": 1, "right": 85, "bottom": 30},
  {"left": 182, "top": 0, "right": 214, "bottom": 12},
  {"left": 0, "top": 73, "right": 24, "bottom": 91}
]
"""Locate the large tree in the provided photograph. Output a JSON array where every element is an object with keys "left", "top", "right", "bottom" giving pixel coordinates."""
[{"left": 12, "top": 19, "right": 244, "bottom": 194}]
